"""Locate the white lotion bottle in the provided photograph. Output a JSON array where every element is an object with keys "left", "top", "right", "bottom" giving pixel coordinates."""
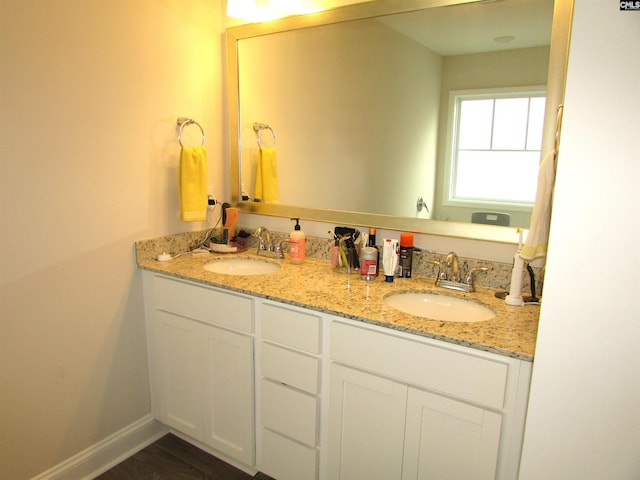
[
  {"left": 382, "top": 239, "right": 399, "bottom": 282},
  {"left": 289, "top": 218, "right": 306, "bottom": 264}
]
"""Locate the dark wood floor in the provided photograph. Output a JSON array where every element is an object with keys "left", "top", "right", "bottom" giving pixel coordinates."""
[{"left": 95, "top": 433, "right": 262, "bottom": 480}]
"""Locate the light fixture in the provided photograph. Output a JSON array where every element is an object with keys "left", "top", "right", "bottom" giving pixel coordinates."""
[
  {"left": 227, "top": 0, "right": 274, "bottom": 21},
  {"left": 227, "top": 0, "right": 255, "bottom": 19},
  {"left": 270, "top": 0, "right": 320, "bottom": 15},
  {"left": 226, "top": 0, "right": 322, "bottom": 21}
]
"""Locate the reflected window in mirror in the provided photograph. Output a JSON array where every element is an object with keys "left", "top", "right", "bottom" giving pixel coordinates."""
[{"left": 444, "top": 87, "right": 546, "bottom": 219}]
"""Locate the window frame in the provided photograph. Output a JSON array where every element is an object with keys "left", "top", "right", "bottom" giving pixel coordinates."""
[{"left": 442, "top": 86, "right": 547, "bottom": 212}]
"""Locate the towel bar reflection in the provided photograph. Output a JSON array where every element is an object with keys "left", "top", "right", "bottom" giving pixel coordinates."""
[
  {"left": 177, "top": 117, "right": 205, "bottom": 147},
  {"left": 253, "top": 122, "right": 276, "bottom": 148}
]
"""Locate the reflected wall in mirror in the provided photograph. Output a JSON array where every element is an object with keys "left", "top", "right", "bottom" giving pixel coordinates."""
[{"left": 228, "top": 0, "right": 568, "bottom": 243}]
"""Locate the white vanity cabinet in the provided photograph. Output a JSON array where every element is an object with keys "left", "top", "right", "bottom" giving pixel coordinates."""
[
  {"left": 142, "top": 271, "right": 532, "bottom": 480},
  {"left": 327, "top": 320, "right": 531, "bottom": 480},
  {"left": 257, "top": 302, "right": 323, "bottom": 480},
  {"left": 143, "top": 273, "right": 255, "bottom": 466}
]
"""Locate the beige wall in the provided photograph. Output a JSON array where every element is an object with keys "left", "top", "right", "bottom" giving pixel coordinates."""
[{"left": 0, "top": 1, "right": 224, "bottom": 478}]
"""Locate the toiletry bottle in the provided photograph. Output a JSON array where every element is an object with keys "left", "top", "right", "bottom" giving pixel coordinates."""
[
  {"left": 367, "top": 227, "right": 379, "bottom": 277},
  {"left": 399, "top": 233, "right": 414, "bottom": 278},
  {"left": 331, "top": 238, "right": 340, "bottom": 268},
  {"left": 383, "top": 239, "right": 399, "bottom": 282},
  {"left": 289, "top": 218, "right": 306, "bottom": 264},
  {"left": 360, "top": 247, "right": 377, "bottom": 281}
]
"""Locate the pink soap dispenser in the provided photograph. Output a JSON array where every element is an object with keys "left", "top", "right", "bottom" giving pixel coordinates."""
[{"left": 289, "top": 218, "right": 306, "bottom": 264}]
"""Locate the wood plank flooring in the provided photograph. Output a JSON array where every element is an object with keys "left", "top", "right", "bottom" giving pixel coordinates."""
[{"left": 95, "top": 433, "right": 258, "bottom": 480}]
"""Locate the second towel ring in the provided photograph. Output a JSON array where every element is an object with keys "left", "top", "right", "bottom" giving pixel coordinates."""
[
  {"left": 177, "top": 117, "right": 205, "bottom": 147},
  {"left": 253, "top": 122, "right": 276, "bottom": 148}
]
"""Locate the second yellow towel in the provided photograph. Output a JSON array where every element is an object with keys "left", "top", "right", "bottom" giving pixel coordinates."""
[
  {"left": 255, "top": 146, "right": 279, "bottom": 203},
  {"left": 179, "top": 145, "right": 208, "bottom": 221}
]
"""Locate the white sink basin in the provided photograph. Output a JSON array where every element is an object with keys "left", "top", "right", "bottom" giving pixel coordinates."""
[
  {"left": 203, "top": 258, "right": 280, "bottom": 275},
  {"left": 384, "top": 292, "right": 495, "bottom": 322}
]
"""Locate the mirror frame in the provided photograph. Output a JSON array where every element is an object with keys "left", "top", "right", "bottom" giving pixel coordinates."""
[{"left": 227, "top": 0, "right": 573, "bottom": 244}]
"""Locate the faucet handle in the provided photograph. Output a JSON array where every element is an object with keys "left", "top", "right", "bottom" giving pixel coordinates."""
[
  {"left": 426, "top": 259, "right": 447, "bottom": 280},
  {"left": 275, "top": 239, "right": 289, "bottom": 259},
  {"left": 465, "top": 267, "right": 489, "bottom": 289}
]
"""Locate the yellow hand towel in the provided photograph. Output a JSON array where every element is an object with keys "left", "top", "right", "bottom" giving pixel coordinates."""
[
  {"left": 520, "top": 149, "right": 556, "bottom": 261},
  {"left": 255, "top": 146, "right": 279, "bottom": 203},
  {"left": 179, "top": 145, "right": 208, "bottom": 222}
]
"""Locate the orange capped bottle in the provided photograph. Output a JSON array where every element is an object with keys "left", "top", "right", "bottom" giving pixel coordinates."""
[{"left": 399, "top": 233, "right": 414, "bottom": 278}]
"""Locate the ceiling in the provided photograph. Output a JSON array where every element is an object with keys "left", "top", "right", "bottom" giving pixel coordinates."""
[{"left": 377, "top": 0, "right": 554, "bottom": 56}]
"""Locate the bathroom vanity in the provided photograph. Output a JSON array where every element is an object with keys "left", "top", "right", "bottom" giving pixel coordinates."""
[{"left": 137, "top": 236, "right": 538, "bottom": 480}]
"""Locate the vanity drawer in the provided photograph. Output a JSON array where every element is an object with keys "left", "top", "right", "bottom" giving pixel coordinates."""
[
  {"left": 152, "top": 275, "right": 253, "bottom": 333},
  {"left": 261, "top": 379, "right": 318, "bottom": 446},
  {"left": 260, "top": 428, "right": 318, "bottom": 480},
  {"left": 261, "top": 303, "right": 321, "bottom": 353},
  {"left": 262, "top": 342, "right": 320, "bottom": 395},
  {"left": 331, "top": 321, "right": 509, "bottom": 409}
]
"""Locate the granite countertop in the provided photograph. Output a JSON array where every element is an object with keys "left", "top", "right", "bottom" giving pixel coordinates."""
[{"left": 136, "top": 245, "right": 539, "bottom": 361}]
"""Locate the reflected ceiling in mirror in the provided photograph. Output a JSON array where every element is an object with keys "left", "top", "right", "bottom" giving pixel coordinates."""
[{"left": 227, "top": 0, "right": 559, "bottom": 243}]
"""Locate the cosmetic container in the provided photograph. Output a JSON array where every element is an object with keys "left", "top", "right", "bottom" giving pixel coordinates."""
[
  {"left": 360, "top": 247, "right": 377, "bottom": 281},
  {"left": 399, "top": 233, "right": 414, "bottom": 278}
]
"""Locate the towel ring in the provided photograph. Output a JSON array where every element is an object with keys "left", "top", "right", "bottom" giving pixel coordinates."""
[
  {"left": 253, "top": 122, "right": 276, "bottom": 148},
  {"left": 177, "top": 117, "right": 205, "bottom": 147}
]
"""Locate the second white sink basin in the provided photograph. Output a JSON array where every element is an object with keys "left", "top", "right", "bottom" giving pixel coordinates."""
[
  {"left": 203, "top": 258, "right": 280, "bottom": 275},
  {"left": 384, "top": 292, "right": 495, "bottom": 322}
]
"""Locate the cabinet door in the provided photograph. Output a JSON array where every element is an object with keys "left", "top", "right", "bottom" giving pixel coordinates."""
[
  {"left": 403, "top": 388, "right": 502, "bottom": 480},
  {"left": 328, "top": 364, "right": 407, "bottom": 480},
  {"left": 153, "top": 310, "right": 205, "bottom": 440},
  {"left": 202, "top": 325, "right": 255, "bottom": 465}
]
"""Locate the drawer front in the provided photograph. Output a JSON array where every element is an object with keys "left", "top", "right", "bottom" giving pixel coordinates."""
[
  {"left": 262, "top": 342, "right": 320, "bottom": 395},
  {"left": 261, "top": 428, "right": 318, "bottom": 480},
  {"left": 152, "top": 275, "right": 253, "bottom": 333},
  {"left": 261, "top": 379, "right": 318, "bottom": 446},
  {"left": 331, "top": 321, "right": 509, "bottom": 409},
  {"left": 261, "top": 303, "right": 321, "bottom": 353}
]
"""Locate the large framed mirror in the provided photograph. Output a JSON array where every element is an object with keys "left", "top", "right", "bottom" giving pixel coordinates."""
[{"left": 227, "top": 0, "right": 572, "bottom": 243}]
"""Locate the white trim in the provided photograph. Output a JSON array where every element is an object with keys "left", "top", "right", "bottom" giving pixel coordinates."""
[{"left": 31, "top": 414, "right": 169, "bottom": 480}]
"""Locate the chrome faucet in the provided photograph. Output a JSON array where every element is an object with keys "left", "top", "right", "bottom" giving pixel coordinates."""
[
  {"left": 427, "top": 251, "right": 488, "bottom": 293},
  {"left": 252, "top": 227, "right": 286, "bottom": 259},
  {"left": 444, "top": 251, "right": 460, "bottom": 282}
]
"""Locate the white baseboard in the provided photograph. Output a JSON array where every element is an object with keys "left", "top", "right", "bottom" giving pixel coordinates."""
[{"left": 31, "top": 414, "right": 169, "bottom": 480}]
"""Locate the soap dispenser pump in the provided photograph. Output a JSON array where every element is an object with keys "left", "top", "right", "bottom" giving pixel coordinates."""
[{"left": 289, "top": 218, "right": 306, "bottom": 264}]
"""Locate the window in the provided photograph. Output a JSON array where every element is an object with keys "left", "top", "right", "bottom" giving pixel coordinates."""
[{"left": 446, "top": 89, "right": 546, "bottom": 208}]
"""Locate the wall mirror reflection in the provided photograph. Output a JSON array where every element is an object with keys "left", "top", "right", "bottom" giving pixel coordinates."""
[{"left": 228, "top": 0, "right": 564, "bottom": 242}]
